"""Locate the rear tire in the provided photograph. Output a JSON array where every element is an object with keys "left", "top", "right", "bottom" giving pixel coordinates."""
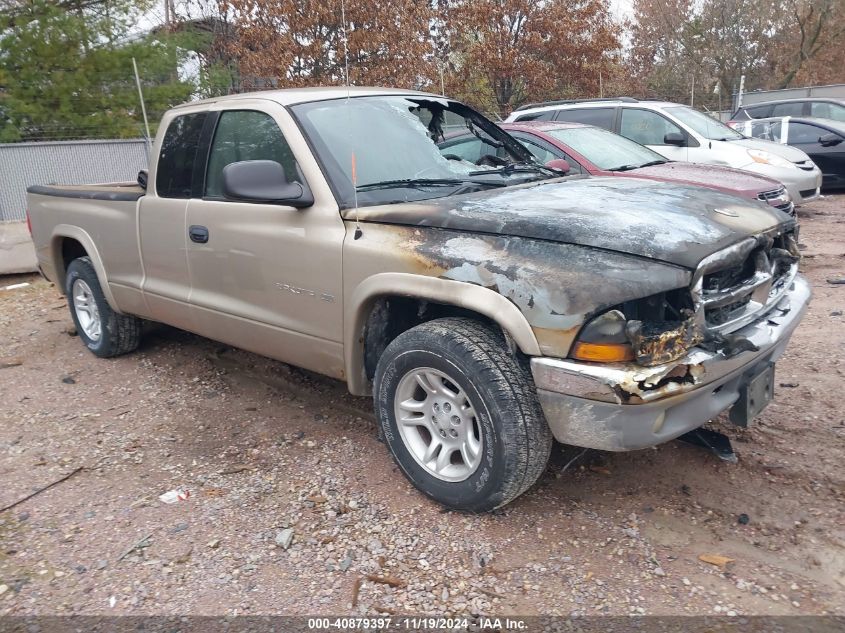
[
  {"left": 373, "top": 317, "right": 552, "bottom": 512},
  {"left": 65, "top": 256, "right": 141, "bottom": 358}
]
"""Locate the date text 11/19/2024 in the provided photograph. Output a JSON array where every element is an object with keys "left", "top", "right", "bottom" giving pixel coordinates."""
[{"left": 307, "top": 616, "right": 527, "bottom": 630}]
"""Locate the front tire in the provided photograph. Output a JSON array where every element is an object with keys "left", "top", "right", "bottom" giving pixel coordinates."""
[
  {"left": 373, "top": 317, "right": 552, "bottom": 512},
  {"left": 65, "top": 256, "right": 141, "bottom": 358}
]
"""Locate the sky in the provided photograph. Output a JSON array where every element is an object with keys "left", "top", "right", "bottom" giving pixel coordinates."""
[
  {"left": 140, "top": 0, "right": 637, "bottom": 30},
  {"left": 609, "top": 0, "right": 635, "bottom": 22}
]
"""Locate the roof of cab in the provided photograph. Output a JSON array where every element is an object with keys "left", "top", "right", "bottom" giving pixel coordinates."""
[{"left": 172, "top": 86, "right": 439, "bottom": 109}]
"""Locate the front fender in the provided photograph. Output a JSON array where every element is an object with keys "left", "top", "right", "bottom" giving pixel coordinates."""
[{"left": 345, "top": 272, "right": 542, "bottom": 395}]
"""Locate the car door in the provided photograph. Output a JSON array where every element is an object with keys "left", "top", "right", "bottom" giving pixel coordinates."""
[
  {"left": 184, "top": 102, "right": 346, "bottom": 377},
  {"left": 787, "top": 121, "right": 845, "bottom": 188},
  {"left": 138, "top": 108, "right": 210, "bottom": 328},
  {"left": 619, "top": 108, "right": 688, "bottom": 161}
]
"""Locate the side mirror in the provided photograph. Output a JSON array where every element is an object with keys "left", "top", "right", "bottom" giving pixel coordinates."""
[
  {"left": 819, "top": 133, "right": 843, "bottom": 147},
  {"left": 545, "top": 158, "right": 571, "bottom": 174},
  {"left": 664, "top": 132, "right": 686, "bottom": 146},
  {"left": 137, "top": 169, "right": 148, "bottom": 190},
  {"left": 222, "top": 160, "right": 313, "bottom": 207}
]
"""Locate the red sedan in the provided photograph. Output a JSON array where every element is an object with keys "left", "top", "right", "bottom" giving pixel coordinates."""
[{"left": 439, "top": 121, "right": 795, "bottom": 215}]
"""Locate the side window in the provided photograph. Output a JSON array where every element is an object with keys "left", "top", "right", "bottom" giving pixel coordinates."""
[
  {"left": 772, "top": 102, "right": 804, "bottom": 117},
  {"left": 156, "top": 113, "right": 208, "bottom": 198},
  {"left": 620, "top": 109, "right": 683, "bottom": 145},
  {"left": 559, "top": 151, "right": 584, "bottom": 174},
  {"left": 787, "top": 122, "right": 823, "bottom": 144},
  {"left": 810, "top": 102, "right": 845, "bottom": 122},
  {"left": 554, "top": 108, "right": 615, "bottom": 130},
  {"left": 205, "top": 110, "right": 299, "bottom": 198},
  {"left": 514, "top": 110, "right": 556, "bottom": 122},
  {"left": 746, "top": 105, "right": 772, "bottom": 119},
  {"left": 515, "top": 137, "right": 558, "bottom": 164}
]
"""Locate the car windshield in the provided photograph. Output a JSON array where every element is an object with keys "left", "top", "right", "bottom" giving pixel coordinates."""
[
  {"left": 665, "top": 106, "right": 744, "bottom": 141},
  {"left": 291, "top": 95, "right": 544, "bottom": 207},
  {"left": 547, "top": 126, "right": 667, "bottom": 171}
]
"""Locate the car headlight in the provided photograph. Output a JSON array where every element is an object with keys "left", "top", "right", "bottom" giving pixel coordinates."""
[
  {"left": 747, "top": 149, "right": 793, "bottom": 168},
  {"left": 570, "top": 309, "right": 634, "bottom": 362},
  {"left": 570, "top": 290, "right": 700, "bottom": 366}
]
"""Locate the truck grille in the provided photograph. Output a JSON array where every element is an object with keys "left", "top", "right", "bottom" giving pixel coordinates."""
[
  {"left": 693, "top": 231, "right": 800, "bottom": 334},
  {"left": 757, "top": 186, "right": 794, "bottom": 215}
]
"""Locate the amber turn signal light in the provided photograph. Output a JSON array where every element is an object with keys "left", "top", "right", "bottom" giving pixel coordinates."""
[{"left": 571, "top": 341, "right": 635, "bottom": 363}]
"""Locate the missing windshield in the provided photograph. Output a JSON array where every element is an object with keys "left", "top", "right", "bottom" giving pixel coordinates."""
[{"left": 291, "top": 95, "right": 545, "bottom": 208}]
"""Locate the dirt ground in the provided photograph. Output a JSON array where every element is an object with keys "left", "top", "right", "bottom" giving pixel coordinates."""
[{"left": 0, "top": 195, "right": 843, "bottom": 618}]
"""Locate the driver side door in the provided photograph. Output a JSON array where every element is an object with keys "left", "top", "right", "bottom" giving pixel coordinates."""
[
  {"left": 786, "top": 121, "right": 845, "bottom": 189},
  {"left": 185, "top": 103, "right": 346, "bottom": 377}
]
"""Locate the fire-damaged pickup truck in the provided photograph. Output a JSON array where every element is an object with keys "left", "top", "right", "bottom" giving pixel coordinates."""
[{"left": 27, "top": 88, "right": 810, "bottom": 511}]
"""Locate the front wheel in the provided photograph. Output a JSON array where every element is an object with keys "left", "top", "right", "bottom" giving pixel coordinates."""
[
  {"left": 65, "top": 256, "right": 141, "bottom": 358},
  {"left": 373, "top": 317, "right": 552, "bottom": 512}
]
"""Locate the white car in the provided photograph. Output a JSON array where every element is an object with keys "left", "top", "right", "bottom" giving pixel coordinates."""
[{"left": 507, "top": 98, "right": 823, "bottom": 204}]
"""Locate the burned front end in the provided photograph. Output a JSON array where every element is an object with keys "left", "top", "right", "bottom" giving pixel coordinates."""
[{"left": 531, "top": 226, "right": 809, "bottom": 451}]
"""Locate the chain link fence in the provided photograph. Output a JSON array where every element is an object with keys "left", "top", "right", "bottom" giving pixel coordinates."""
[{"left": 0, "top": 139, "right": 149, "bottom": 222}]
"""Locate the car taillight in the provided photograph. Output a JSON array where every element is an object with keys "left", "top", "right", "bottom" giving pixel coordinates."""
[{"left": 25, "top": 209, "right": 32, "bottom": 235}]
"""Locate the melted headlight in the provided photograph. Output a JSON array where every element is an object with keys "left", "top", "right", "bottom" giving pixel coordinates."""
[{"left": 570, "top": 289, "right": 700, "bottom": 366}]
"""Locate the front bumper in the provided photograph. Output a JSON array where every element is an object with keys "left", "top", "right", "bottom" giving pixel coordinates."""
[
  {"left": 744, "top": 163, "right": 822, "bottom": 204},
  {"left": 530, "top": 274, "right": 810, "bottom": 451}
]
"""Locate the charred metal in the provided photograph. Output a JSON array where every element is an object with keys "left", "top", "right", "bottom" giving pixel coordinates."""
[{"left": 625, "top": 312, "right": 701, "bottom": 367}]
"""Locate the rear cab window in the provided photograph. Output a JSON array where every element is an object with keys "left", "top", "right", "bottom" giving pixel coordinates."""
[
  {"left": 553, "top": 107, "right": 616, "bottom": 130},
  {"left": 156, "top": 113, "right": 208, "bottom": 198}
]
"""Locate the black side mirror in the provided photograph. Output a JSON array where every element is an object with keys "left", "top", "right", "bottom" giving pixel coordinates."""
[
  {"left": 137, "top": 169, "right": 148, "bottom": 190},
  {"left": 819, "top": 133, "right": 843, "bottom": 147},
  {"left": 664, "top": 132, "right": 686, "bottom": 146},
  {"left": 222, "top": 160, "right": 313, "bottom": 207}
]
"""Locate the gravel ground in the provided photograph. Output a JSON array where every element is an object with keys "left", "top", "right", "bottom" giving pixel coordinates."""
[{"left": 0, "top": 195, "right": 843, "bottom": 618}]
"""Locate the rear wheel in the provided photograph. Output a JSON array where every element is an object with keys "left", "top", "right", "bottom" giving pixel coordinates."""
[
  {"left": 373, "top": 317, "right": 552, "bottom": 512},
  {"left": 65, "top": 256, "right": 141, "bottom": 358}
]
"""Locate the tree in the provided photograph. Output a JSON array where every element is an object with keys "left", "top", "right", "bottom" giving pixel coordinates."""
[
  {"left": 0, "top": 0, "right": 196, "bottom": 141},
  {"left": 770, "top": 0, "right": 845, "bottom": 88},
  {"left": 219, "top": 0, "right": 435, "bottom": 90},
  {"left": 628, "top": 0, "right": 845, "bottom": 108},
  {"left": 629, "top": 0, "right": 774, "bottom": 107},
  {"left": 446, "top": 0, "right": 624, "bottom": 117}
]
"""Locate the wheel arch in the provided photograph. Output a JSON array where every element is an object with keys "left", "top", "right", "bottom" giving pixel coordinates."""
[
  {"left": 50, "top": 225, "right": 119, "bottom": 310},
  {"left": 345, "top": 273, "right": 541, "bottom": 396}
]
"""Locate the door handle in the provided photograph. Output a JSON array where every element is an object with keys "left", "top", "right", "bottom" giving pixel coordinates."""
[{"left": 189, "top": 225, "right": 209, "bottom": 244}]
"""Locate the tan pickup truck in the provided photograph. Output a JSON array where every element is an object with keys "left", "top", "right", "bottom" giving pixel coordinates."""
[{"left": 27, "top": 87, "right": 810, "bottom": 511}]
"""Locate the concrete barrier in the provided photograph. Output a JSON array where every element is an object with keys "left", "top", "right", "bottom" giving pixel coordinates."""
[{"left": 0, "top": 221, "right": 38, "bottom": 275}]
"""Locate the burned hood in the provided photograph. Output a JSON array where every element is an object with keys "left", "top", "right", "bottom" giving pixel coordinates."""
[{"left": 350, "top": 177, "right": 794, "bottom": 269}]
